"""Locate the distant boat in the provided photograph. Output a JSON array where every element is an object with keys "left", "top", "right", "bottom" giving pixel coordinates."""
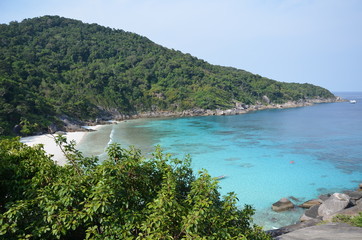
[{"left": 350, "top": 100, "right": 357, "bottom": 104}]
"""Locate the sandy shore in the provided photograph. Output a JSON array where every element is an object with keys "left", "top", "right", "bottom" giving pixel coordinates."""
[{"left": 20, "top": 125, "right": 103, "bottom": 165}]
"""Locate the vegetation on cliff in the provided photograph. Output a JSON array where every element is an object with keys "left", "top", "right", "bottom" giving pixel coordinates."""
[
  {"left": 0, "top": 16, "right": 335, "bottom": 135},
  {"left": 0, "top": 137, "right": 272, "bottom": 239}
]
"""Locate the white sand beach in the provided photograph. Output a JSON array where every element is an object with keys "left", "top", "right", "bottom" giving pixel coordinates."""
[{"left": 20, "top": 125, "right": 102, "bottom": 165}]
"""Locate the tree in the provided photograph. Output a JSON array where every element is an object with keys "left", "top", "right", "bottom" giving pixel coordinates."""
[
  {"left": 0, "top": 16, "right": 335, "bottom": 136},
  {"left": 0, "top": 137, "right": 271, "bottom": 239}
]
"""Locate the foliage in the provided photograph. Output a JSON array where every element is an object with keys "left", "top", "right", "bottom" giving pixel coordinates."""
[
  {"left": 332, "top": 212, "right": 362, "bottom": 227},
  {"left": 0, "top": 137, "right": 272, "bottom": 239},
  {"left": 0, "top": 16, "right": 336, "bottom": 135}
]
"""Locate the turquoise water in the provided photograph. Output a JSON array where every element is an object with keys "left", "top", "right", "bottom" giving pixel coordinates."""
[{"left": 77, "top": 92, "right": 362, "bottom": 229}]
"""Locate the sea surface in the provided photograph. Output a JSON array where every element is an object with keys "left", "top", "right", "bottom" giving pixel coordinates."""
[{"left": 77, "top": 92, "right": 362, "bottom": 229}]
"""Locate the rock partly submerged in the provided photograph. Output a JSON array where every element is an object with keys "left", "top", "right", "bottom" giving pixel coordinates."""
[
  {"left": 268, "top": 185, "right": 362, "bottom": 239},
  {"left": 300, "top": 190, "right": 361, "bottom": 222},
  {"left": 272, "top": 198, "right": 295, "bottom": 212},
  {"left": 299, "top": 199, "right": 322, "bottom": 209}
]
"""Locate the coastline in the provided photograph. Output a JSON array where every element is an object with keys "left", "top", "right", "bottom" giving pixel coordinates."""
[
  {"left": 20, "top": 125, "right": 103, "bottom": 165},
  {"left": 98, "top": 98, "right": 343, "bottom": 122},
  {"left": 21, "top": 97, "right": 343, "bottom": 165}
]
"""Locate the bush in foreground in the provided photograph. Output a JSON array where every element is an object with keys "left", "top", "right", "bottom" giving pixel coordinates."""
[{"left": 0, "top": 137, "right": 271, "bottom": 239}]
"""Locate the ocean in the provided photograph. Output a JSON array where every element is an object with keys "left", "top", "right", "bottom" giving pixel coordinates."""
[{"left": 77, "top": 92, "right": 362, "bottom": 229}]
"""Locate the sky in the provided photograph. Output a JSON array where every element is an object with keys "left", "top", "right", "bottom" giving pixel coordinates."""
[{"left": 1, "top": 0, "right": 361, "bottom": 92}]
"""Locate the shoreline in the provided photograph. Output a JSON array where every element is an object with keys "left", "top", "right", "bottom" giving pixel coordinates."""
[
  {"left": 20, "top": 125, "right": 104, "bottom": 165},
  {"left": 21, "top": 98, "right": 343, "bottom": 165},
  {"left": 94, "top": 97, "right": 343, "bottom": 123}
]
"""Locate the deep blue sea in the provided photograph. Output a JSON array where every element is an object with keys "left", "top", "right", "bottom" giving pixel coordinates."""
[{"left": 77, "top": 92, "right": 362, "bottom": 229}]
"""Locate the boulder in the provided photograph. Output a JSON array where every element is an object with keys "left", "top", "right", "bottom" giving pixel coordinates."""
[
  {"left": 300, "top": 205, "right": 321, "bottom": 222},
  {"left": 272, "top": 198, "right": 294, "bottom": 212},
  {"left": 323, "top": 202, "right": 362, "bottom": 221},
  {"left": 299, "top": 199, "right": 322, "bottom": 209},
  {"left": 318, "top": 193, "right": 350, "bottom": 217},
  {"left": 344, "top": 191, "right": 362, "bottom": 205}
]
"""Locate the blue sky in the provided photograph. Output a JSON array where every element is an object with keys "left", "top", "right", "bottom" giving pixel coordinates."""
[{"left": 1, "top": 0, "right": 361, "bottom": 92}]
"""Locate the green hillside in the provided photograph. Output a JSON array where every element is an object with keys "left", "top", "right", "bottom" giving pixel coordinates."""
[{"left": 0, "top": 16, "right": 335, "bottom": 135}]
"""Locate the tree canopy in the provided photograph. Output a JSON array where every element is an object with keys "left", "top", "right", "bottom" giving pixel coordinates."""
[
  {"left": 0, "top": 137, "right": 272, "bottom": 239},
  {"left": 0, "top": 16, "right": 335, "bottom": 135}
]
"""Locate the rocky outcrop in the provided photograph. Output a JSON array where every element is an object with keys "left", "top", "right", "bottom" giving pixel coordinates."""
[
  {"left": 300, "top": 205, "right": 321, "bottom": 222},
  {"left": 45, "top": 98, "right": 342, "bottom": 135},
  {"left": 275, "top": 222, "right": 362, "bottom": 240},
  {"left": 344, "top": 191, "right": 362, "bottom": 205},
  {"left": 269, "top": 185, "right": 362, "bottom": 239},
  {"left": 318, "top": 193, "right": 351, "bottom": 217},
  {"left": 131, "top": 98, "right": 341, "bottom": 120},
  {"left": 298, "top": 191, "right": 362, "bottom": 224},
  {"left": 267, "top": 219, "right": 322, "bottom": 238},
  {"left": 58, "top": 115, "right": 90, "bottom": 132},
  {"left": 270, "top": 188, "right": 362, "bottom": 225},
  {"left": 272, "top": 198, "right": 295, "bottom": 212},
  {"left": 323, "top": 200, "right": 362, "bottom": 221},
  {"left": 298, "top": 191, "right": 362, "bottom": 223}
]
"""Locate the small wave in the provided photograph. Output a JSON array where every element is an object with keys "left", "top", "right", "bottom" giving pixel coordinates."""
[
  {"left": 95, "top": 125, "right": 116, "bottom": 162},
  {"left": 107, "top": 124, "right": 115, "bottom": 145}
]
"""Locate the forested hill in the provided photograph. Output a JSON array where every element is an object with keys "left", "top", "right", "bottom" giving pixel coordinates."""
[{"left": 0, "top": 15, "right": 335, "bottom": 135}]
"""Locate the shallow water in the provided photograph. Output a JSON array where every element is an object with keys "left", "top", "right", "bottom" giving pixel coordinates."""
[{"left": 77, "top": 92, "right": 362, "bottom": 229}]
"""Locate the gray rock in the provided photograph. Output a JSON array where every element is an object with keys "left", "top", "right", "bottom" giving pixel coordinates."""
[
  {"left": 272, "top": 198, "right": 295, "bottom": 212},
  {"left": 344, "top": 191, "right": 362, "bottom": 205},
  {"left": 318, "top": 193, "right": 331, "bottom": 201},
  {"left": 266, "top": 219, "right": 322, "bottom": 238},
  {"left": 300, "top": 205, "right": 321, "bottom": 222},
  {"left": 323, "top": 203, "right": 362, "bottom": 221},
  {"left": 275, "top": 222, "right": 362, "bottom": 240},
  {"left": 357, "top": 198, "right": 362, "bottom": 206},
  {"left": 299, "top": 199, "right": 322, "bottom": 209},
  {"left": 318, "top": 193, "right": 351, "bottom": 217}
]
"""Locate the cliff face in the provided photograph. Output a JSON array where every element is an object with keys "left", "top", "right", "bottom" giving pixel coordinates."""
[{"left": 0, "top": 16, "right": 336, "bottom": 135}]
